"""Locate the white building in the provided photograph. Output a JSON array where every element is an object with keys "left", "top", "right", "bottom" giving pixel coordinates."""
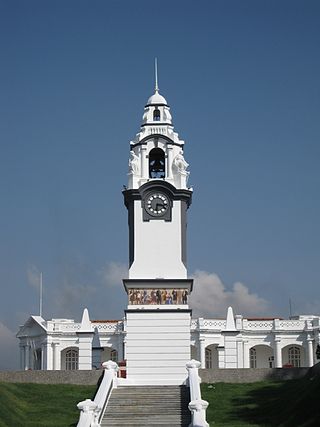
[
  {"left": 17, "top": 71, "right": 320, "bottom": 379},
  {"left": 17, "top": 308, "right": 320, "bottom": 372}
]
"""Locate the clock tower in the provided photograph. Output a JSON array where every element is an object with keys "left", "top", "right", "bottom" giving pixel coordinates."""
[{"left": 122, "top": 66, "right": 193, "bottom": 384}]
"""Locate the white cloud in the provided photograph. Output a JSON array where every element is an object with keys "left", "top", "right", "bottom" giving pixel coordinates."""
[
  {"left": 54, "top": 283, "right": 96, "bottom": 314},
  {"left": 27, "top": 264, "right": 41, "bottom": 289},
  {"left": 48, "top": 261, "right": 127, "bottom": 319},
  {"left": 189, "top": 270, "right": 269, "bottom": 318},
  {"left": 0, "top": 322, "right": 19, "bottom": 370},
  {"left": 100, "top": 261, "right": 128, "bottom": 288}
]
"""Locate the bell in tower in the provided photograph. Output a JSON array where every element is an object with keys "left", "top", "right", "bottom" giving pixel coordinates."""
[{"left": 149, "top": 147, "right": 165, "bottom": 178}]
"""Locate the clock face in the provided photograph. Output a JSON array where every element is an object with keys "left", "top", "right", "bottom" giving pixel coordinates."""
[{"left": 146, "top": 193, "right": 169, "bottom": 216}]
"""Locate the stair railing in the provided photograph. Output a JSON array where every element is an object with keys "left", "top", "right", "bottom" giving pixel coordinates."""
[
  {"left": 186, "top": 359, "right": 209, "bottom": 427},
  {"left": 77, "top": 360, "right": 118, "bottom": 427}
]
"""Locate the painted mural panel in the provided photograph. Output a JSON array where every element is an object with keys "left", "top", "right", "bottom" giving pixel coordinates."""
[{"left": 128, "top": 288, "right": 189, "bottom": 305}]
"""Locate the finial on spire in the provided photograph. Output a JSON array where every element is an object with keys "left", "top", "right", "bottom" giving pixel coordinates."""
[{"left": 154, "top": 57, "right": 159, "bottom": 93}]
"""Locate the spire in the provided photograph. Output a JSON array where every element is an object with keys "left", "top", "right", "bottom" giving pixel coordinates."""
[
  {"left": 226, "top": 306, "right": 236, "bottom": 331},
  {"left": 147, "top": 58, "right": 167, "bottom": 105},
  {"left": 79, "top": 308, "right": 93, "bottom": 332},
  {"left": 154, "top": 57, "right": 159, "bottom": 93}
]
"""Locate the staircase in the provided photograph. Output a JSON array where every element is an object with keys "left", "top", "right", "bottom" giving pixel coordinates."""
[{"left": 101, "top": 385, "right": 191, "bottom": 426}]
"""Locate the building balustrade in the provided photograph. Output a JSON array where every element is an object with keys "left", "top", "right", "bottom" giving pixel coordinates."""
[
  {"left": 92, "top": 322, "right": 124, "bottom": 332},
  {"left": 278, "top": 320, "right": 308, "bottom": 330},
  {"left": 46, "top": 320, "right": 124, "bottom": 334},
  {"left": 191, "top": 318, "right": 227, "bottom": 331}
]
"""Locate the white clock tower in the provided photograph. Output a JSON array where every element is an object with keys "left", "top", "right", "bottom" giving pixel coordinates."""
[{"left": 122, "top": 64, "right": 193, "bottom": 384}]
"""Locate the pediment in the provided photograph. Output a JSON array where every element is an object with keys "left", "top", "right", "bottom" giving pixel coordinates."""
[{"left": 16, "top": 316, "right": 47, "bottom": 338}]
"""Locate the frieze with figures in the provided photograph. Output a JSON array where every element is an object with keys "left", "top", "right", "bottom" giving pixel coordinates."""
[{"left": 128, "top": 288, "right": 189, "bottom": 305}]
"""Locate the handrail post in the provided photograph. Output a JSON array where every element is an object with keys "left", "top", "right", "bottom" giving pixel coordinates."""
[
  {"left": 102, "top": 360, "right": 118, "bottom": 388},
  {"left": 77, "top": 399, "right": 98, "bottom": 427},
  {"left": 186, "top": 359, "right": 209, "bottom": 427},
  {"left": 76, "top": 360, "right": 119, "bottom": 427}
]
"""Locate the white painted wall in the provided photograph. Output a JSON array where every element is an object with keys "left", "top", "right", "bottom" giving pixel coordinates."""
[
  {"left": 129, "top": 200, "right": 186, "bottom": 279},
  {"left": 125, "top": 311, "right": 191, "bottom": 384}
]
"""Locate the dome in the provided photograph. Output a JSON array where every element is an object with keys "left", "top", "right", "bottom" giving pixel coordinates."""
[{"left": 147, "top": 91, "right": 167, "bottom": 105}]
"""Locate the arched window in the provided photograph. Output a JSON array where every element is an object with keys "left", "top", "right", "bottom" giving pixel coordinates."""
[
  {"left": 205, "top": 348, "right": 212, "bottom": 369},
  {"left": 110, "top": 349, "right": 118, "bottom": 362},
  {"left": 250, "top": 348, "right": 257, "bottom": 368},
  {"left": 65, "top": 349, "right": 78, "bottom": 370},
  {"left": 288, "top": 346, "right": 301, "bottom": 367},
  {"left": 149, "top": 148, "right": 165, "bottom": 178},
  {"left": 268, "top": 356, "right": 274, "bottom": 368},
  {"left": 153, "top": 108, "right": 160, "bottom": 121}
]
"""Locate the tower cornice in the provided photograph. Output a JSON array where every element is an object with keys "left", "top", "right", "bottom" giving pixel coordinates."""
[
  {"left": 130, "top": 133, "right": 184, "bottom": 149},
  {"left": 123, "top": 180, "right": 193, "bottom": 209}
]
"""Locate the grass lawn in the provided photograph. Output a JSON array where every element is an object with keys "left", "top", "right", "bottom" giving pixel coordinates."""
[
  {"left": 0, "top": 382, "right": 96, "bottom": 427},
  {"left": 201, "top": 374, "right": 320, "bottom": 427},
  {"left": 1, "top": 375, "right": 320, "bottom": 427}
]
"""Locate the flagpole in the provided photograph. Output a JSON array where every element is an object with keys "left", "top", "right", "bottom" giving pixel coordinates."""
[{"left": 39, "top": 272, "right": 43, "bottom": 317}]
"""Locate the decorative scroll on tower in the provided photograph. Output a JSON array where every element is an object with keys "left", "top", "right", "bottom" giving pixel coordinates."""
[{"left": 122, "top": 64, "right": 193, "bottom": 384}]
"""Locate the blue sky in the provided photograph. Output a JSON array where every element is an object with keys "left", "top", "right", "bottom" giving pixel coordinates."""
[{"left": 0, "top": 0, "right": 319, "bottom": 369}]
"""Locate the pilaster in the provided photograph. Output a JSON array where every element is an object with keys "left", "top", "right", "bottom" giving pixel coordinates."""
[
  {"left": 199, "top": 338, "right": 206, "bottom": 369},
  {"left": 243, "top": 341, "right": 250, "bottom": 368},
  {"left": 217, "top": 346, "right": 225, "bottom": 368},
  {"left": 77, "top": 333, "right": 94, "bottom": 370},
  {"left": 140, "top": 146, "right": 147, "bottom": 179},
  {"left": 223, "top": 332, "right": 238, "bottom": 368},
  {"left": 236, "top": 338, "right": 244, "bottom": 368},
  {"left": 166, "top": 145, "right": 173, "bottom": 179}
]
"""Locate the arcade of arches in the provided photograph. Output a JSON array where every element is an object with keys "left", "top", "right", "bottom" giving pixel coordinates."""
[{"left": 191, "top": 342, "right": 311, "bottom": 369}]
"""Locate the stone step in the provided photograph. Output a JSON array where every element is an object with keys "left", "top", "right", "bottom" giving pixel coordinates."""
[
  {"left": 102, "top": 385, "right": 190, "bottom": 426},
  {"left": 101, "top": 423, "right": 188, "bottom": 427},
  {"left": 101, "top": 419, "right": 190, "bottom": 426},
  {"left": 104, "top": 415, "right": 190, "bottom": 419},
  {"left": 106, "top": 413, "right": 189, "bottom": 417}
]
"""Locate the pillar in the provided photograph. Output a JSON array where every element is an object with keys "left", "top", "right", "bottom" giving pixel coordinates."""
[
  {"left": 52, "top": 342, "right": 60, "bottom": 370},
  {"left": 24, "top": 345, "right": 30, "bottom": 370},
  {"left": 275, "top": 339, "right": 282, "bottom": 368},
  {"left": 41, "top": 345, "right": 44, "bottom": 370},
  {"left": 19, "top": 345, "right": 24, "bottom": 370},
  {"left": 123, "top": 338, "right": 127, "bottom": 360},
  {"left": 42, "top": 340, "right": 53, "bottom": 370},
  {"left": 199, "top": 338, "right": 206, "bottom": 369},
  {"left": 307, "top": 339, "right": 314, "bottom": 367}
]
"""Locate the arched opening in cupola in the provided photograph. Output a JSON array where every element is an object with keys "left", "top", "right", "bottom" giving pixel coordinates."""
[
  {"left": 153, "top": 108, "right": 160, "bottom": 121},
  {"left": 149, "top": 148, "right": 165, "bottom": 178}
]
